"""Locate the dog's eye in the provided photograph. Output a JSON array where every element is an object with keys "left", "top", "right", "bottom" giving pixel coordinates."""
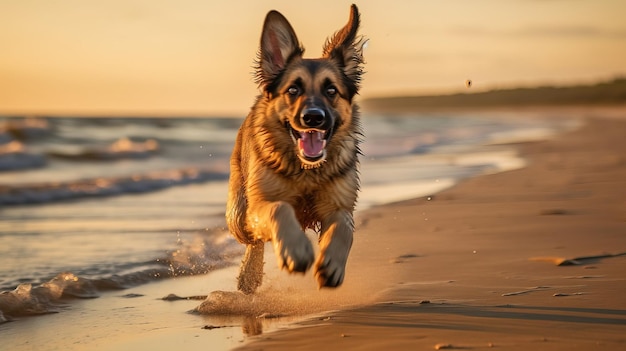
[
  {"left": 326, "top": 86, "right": 338, "bottom": 97},
  {"left": 287, "top": 86, "right": 300, "bottom": 96}
]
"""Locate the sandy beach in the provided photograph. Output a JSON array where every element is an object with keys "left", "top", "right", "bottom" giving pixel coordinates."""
[
  {"left": 232, "top": 108, "right": 626, "bottom": 350},
  {"left": 2, "top": 107, "right": 625, "bottom": 350}
]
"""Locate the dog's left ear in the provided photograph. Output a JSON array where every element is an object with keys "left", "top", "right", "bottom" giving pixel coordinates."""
[
  {"left": 322, "top": 4, "right": 365, "bottom": 98},
  {"left": 256, "top": 10, "right": 304, "bottom": 93}
]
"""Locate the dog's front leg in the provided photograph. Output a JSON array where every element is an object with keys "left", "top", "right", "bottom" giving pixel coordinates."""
[
  {"left": 249, "top": 201, "right": 315, "bottom": 273},
  {"left": 314, "top": 210, "right": 354, "bottom": 288}
]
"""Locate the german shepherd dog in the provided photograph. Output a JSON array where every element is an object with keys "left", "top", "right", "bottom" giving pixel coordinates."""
[{"left": 226, "top": 4, "right": 365, "bottom": 294}]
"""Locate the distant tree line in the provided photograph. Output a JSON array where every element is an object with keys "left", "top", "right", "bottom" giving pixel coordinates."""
[{"left": 363, "top": 77, "right": 626, "bottom": 111}]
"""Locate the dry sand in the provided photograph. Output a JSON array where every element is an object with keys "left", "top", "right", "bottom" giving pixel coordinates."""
[{"left": 235, "top": 110, "right": 626, "bottom": 350}]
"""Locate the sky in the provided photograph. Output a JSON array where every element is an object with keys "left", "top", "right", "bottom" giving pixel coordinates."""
[{"left": 1, "top": 0, "right": 625, "bottom": 117}]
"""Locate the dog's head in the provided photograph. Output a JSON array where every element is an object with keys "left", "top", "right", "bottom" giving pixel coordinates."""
[{"left": 255, "top": 4, "right": 365, "bottom": 169}]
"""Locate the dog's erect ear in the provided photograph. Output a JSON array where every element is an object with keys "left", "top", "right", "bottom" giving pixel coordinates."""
[
  {"left": 322, "top": 4, "right": 365, "bottom": 98},
  {"left": 256, "top": 10, "right": 304, "bottom": 91}
]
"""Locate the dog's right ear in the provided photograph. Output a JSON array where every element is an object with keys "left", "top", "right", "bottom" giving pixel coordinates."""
[
  {"left": 255, "top": 10, "right": 304, "bottom": 92},
  {"left": 322, "top": 5, "right": 364, "bottom": 100}
]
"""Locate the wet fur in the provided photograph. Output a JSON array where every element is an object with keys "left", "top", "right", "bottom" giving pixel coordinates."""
[{"left": 226, "top": 4, "right": 365, "bottom": 293}]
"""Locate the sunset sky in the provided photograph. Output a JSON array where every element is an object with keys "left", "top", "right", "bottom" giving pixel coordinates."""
[{"left": 1, "top": 0, "right": 625, "bottom": 116}]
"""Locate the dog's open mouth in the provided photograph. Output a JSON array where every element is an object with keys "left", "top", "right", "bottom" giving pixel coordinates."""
[
  {"left": 286, "top": 122, "right": 330, "bottom": 165},
  {"left": 298, "top": 130, "right": 326, "bottom": 159}
]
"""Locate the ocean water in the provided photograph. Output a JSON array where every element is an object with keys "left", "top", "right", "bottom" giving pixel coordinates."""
[{"left": 0, "top": 112, "right": 578, "bottom": 321}]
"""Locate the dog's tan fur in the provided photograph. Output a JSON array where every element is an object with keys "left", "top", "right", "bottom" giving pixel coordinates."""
[{"left": 226, "top": 4, "right": 365, "bottom": 293}]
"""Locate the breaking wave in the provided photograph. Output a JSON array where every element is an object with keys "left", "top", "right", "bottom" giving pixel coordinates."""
[
  {"left": 0, "top": 230, "right": 243, "bottom": 322},
  {"left": 0, "top": 167, "right": 228, "bottom": 205}
]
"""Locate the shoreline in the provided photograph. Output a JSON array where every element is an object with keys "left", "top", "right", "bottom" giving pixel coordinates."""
[{"left": 2, "top": 107, "right": 625, "bottom": 350}]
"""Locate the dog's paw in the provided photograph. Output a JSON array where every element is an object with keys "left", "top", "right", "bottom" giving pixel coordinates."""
[
  {"left": 273, "top": 232, "right": 314, "bottom": 273},
  {"left": 314, "top": 253, "right": 346, "bottom": 288}
]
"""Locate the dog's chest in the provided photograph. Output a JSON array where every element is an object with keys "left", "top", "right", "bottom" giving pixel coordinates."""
[{"left": 292, "top": 193, "right": 320, "bottom": 230}]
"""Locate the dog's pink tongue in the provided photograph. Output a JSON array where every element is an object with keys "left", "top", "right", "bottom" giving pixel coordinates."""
[{"left": 299, "top": 131, "right": 325, "bottom": 158}]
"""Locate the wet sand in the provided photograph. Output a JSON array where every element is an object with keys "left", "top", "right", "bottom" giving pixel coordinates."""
[{"left": 235, "top": 109, "right": 626, "bottom": 350}]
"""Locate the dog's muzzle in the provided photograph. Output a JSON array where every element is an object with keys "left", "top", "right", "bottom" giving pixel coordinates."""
[{"left": 286, "top": 108, "right": 334, "bottom": 168}]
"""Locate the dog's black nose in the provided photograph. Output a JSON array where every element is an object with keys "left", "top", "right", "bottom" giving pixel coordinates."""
[{"left": 300, "top": 108, "right": 326, "bottom": 128}]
